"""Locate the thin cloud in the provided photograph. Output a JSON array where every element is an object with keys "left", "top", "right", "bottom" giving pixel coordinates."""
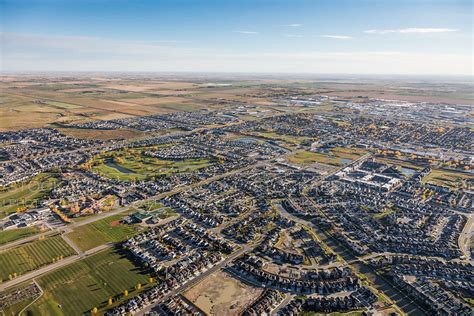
[
  {"left": 364, "top": 28, "right": 458, "bottom": 34},
  {"left": 321, "top": 35, "right": 353, "bottom": 40},
  {"left": 399, "top": 28, "right": 458, "bottom": 33},
  {"left": 281, "top": 24, "right": 303, "bottom": 27},
  {"left": 233, "top": 30, "right": 259, "bottom": 35}
]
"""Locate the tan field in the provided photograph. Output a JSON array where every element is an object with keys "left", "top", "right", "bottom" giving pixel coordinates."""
[{"left": 183, "top": 271, "right": 263, "bottom": 315}]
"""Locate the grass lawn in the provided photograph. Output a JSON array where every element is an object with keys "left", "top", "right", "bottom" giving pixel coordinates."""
[
  {"left": 0, "top": 227, "right": 41, "bottom": 245},
  {"left": 256, "top": 131, "right": 314, "bottom": 145},
  {"left": 423, "top": 168, "right": 474, "bottom": 189},
  {"left": 0, "top": 236, "right": 76, "bottom": 282},
  {"left": 0, "top": 173, "right": 61, "bottom": 219},
  {"left": 66, "top": 214, "right": 140, "bottom": 251},
  {"left": 288, "top": 150, "right": 342, "bottom": 167},
  {"left": 89, "top": 146, "right": 214, "bottom": 182},
  {"left": 26, "top": 248, "right": 151, "bottom": 316},
  {"left": 288, "top": 147, "right": 368, "bottom": 167}
]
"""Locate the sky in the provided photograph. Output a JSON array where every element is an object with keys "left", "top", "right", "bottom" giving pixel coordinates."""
[{"left": 1, "top": 0, "right": 473, "bottom": 75}]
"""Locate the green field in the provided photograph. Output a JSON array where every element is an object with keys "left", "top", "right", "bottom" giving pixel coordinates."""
[
  {"left": 89, "top": 146, "right": 214, "bottom": 181},
  {"left": 288, "top": 147, "right": 368, "bottom": 167},
  {"left": 0, "top": 236, "right": 76, "bottom": 282},
  {"left": 0, "top": 173, "right": 60, "bottom": 219},
  {"left": 0, "top": 227, "right": 41, "bottom": 245},
  {"left": 26, "top": 248, "right": 151, "bottom": 316},
  {"left": 255, "top": 131, "right": 314, "bottom": 146},
  {"left": 424, "top": 168, "right": 474, "bottom": 189},
  {"left": 66, "top": 214, "right": 140, "bottom": 251}
]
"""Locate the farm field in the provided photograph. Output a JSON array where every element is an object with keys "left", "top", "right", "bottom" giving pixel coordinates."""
[
  {"left": 65, "top": 214, "right": 140, "bottom": 251},
  {"left": 26, "top": 248, "right": 151, "bottom": 316},
  {"left": 88, "top": 146, "right": 215, "bottom": 181},
  {"left": 0, "top": 227, "right": 41, "bottom": 245},
  {"left": 0, "top": 235, "right": 76, "bottom": 282},
  {"left": 0, "top": 173, "right": 61, "bottom": 219}
]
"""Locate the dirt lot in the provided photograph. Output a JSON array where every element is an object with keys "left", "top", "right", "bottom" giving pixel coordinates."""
[{"left": 183, "top": 271, "right": 262, "bottom": 315}]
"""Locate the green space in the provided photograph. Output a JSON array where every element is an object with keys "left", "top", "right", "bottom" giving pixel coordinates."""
[
  {"left": 0, "top": 236, "right": 76, "bottom": 282},
  {"left": 66, "top": 214, "right": 140, "bottom": 251},
  {"left": 255, "top": 131, "right": 314, "bottom": 146},
  {"left": 26, "top": 248, "right": 151, "bottom": 316},
  {"left": 423, "top": 168, "right": 474, "bottom": 189},
  {"left": 288, "top": 147, "right": 368, "bottom": 167},
  {"left": 88, "top": 146, "right": 215, "bottom": 181},
  {"left": 0, "top": 173, "right": 61, "bottom": 219},
  {"left": 373, "top": 208, "right": 396, "bottom": 219},
  {"left": 0, "top": 227, "right": 41, "bottom": 245}
]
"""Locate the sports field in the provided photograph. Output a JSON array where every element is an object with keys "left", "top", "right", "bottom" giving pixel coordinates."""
[
  {"left": 0, "top": 236, "right": 76, "bottom": 282},
  {"left": 0, "top": 227, "right": 41, "bottom": 245},
  {"left": 65, "top": 214, "right": 140, "bottom": 251},
  {"left": 26, "top": 248, "right": 151, "bottom": 316}
]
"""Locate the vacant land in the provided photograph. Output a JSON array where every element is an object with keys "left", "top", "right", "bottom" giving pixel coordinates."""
[
  {"left": 26, "top": 248, "right": 150, "bottom": 316},
  {"left": 65, "top": 214, "right": 140, "bottom": 251},
  {"left": 424, "top": 169, "right": 474, "bottom": 189},
  {"left": 0, "top": 227, "right": 41, "bottom": 245},
  {"left": 57, "top": 127, "right": 144, "bottom": 141},
  {"left": 0, "top": 236, "right": 76, "bottom": 282},
  {"left": 288, "top": 147, "right": 368, "bottom": 167},
  {"left": 184, "top": 271, "right": 263, "bottom": 315},
  {"left": 0, "top": 173, "right": 61, "bottom": 219}
]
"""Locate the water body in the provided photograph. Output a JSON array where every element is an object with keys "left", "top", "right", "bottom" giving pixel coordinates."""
[
  {"left": 341, "top": 158, "right": 353, "bottom": 164},
  {"left": 401, "top": 167, "right": 416, "bottom": 176},
  {"left": 105, "top": 161, "right": 134, "bottom": 174}
]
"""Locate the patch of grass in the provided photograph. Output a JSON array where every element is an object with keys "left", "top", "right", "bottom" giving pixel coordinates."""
[
  {"left": 288, "top": 150, "right": 342, "bottom": 167},
  {"left": 424, "top": 168, "right": 474, "bottom": 189},
  {"left": 26, "top": 248, "right": 151, "bottom": 316},
  {"left": 0, "top": 227, "right": 41, "bottom": 245},
  {"left": 373, "top": 208, "right": 395, "bottom": 219},
  {"left": 66, "top": 214, "right": 139, "bottom": 251},
  {"left": 0, "top": 236, "right": 76, "bottom": 282},
  {"left": 0, "top": 173, "right": 61, "bottom": 219}
]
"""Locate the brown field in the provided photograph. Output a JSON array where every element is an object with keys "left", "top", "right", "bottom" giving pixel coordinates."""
[
  {"left": 58, "top": 128, "right": 144, "bottom": 140},
  {"left": 183, "top": 271, "right": 262, "bottom": 315}
]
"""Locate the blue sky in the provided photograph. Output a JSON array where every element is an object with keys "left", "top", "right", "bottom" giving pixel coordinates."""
[{"left": 1, "top": 0, "right": 473, "bottom": 75}]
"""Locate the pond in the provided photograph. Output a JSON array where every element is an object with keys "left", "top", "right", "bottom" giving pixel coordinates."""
[
  {"left": 105, "top": 161, "right": 135, "bottom": 174},
  {"left": 401, "top": 167, "right": 416, "bottom": 176},
  {"left": 341, "top": 158, "right": 353, "bottom": 164}
]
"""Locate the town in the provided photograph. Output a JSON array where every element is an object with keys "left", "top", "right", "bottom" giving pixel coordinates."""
[{"left": 0, "top": 74, "right": 473, "bottom": 316}]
